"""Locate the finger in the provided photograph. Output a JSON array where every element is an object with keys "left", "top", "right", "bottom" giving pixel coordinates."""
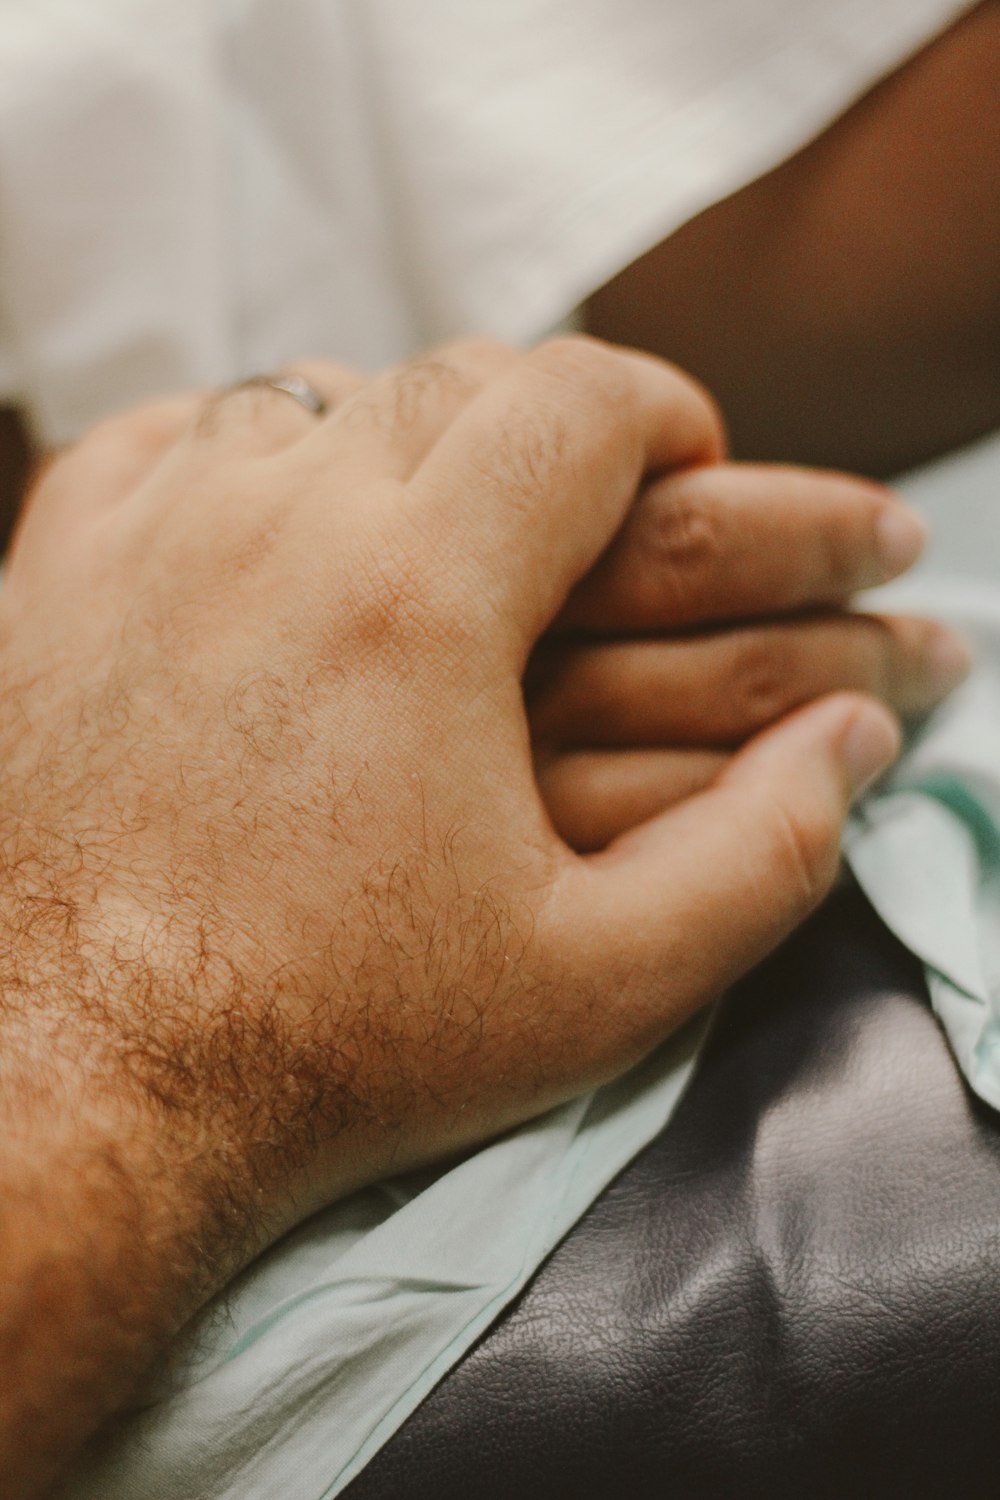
[
  {"left": 302, "top": 339, "right": 520, "bottom": 481},
  {"left": 8, "top": 393, "right": 203, "bottom": 578},
  {"left": 192, "top": 359, "right": 365, "bottom": 456},
  {"left": 411, "top": 337, "right": 726, "bottom": 663},
  {"left": 530, "top": 612, "right": 972, "bottom": 748},
  {"left": 548, "top": 693, "right": 901, "bottom": 1074},
  {"left": 558, "top": 463, "right": 929, "bottom": 633},
  {"left": 538, "top": 746, "right": 727, "bottom": 852}
]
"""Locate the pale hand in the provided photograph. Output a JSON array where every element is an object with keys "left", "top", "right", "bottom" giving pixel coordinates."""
[{"left": 0, "top": 338, "right": 916, "bottom": 1495}]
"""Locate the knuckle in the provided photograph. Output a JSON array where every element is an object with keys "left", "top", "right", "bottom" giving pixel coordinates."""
[
  {"left": 531, "top": 335, "right": 628, "bottom": 405},
  {"left": 394, "top": 356, "right": 475, "bottom": 417},
  {"left": 534, "top": 338, "right": 726, "bottom": 466},
  {"left": 521, "top": 337, "right": 635, "bottom": 479},
  {"left": 642, "top": 483, "right": 724, "bottom": 598},
  {"left": 344, "top": 354, "right": 479, "bottom": 434},
  {"left": 491, "top": 400, "right": 571, "bottom": 505},
  {"left": 728, "top": 635, "right": 797, "bottom": 731}
]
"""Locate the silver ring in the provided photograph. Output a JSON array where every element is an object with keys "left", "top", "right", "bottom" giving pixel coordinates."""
[{"left": 242, "top": 372, "right": 329, "bottom": 417}]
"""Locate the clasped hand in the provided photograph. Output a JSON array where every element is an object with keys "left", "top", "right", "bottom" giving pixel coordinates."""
[{"left": 0, "top": 337, "right": 966, "bottom": 1497}]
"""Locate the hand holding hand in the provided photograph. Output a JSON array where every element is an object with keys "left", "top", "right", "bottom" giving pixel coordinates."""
[
  {"left": 0, "top": 338, "right": 908, "bottom": 1495},
  {"left": 532, "top": 459, "right": 967, "bottom": 848}
]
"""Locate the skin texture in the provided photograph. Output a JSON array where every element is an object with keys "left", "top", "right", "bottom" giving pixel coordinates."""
[
  {"left": 0, "top": 335, "right": 958, "bottom": 1496},
  {"left": 586, "top": 0, "right": 1000, "bottom": 475}
]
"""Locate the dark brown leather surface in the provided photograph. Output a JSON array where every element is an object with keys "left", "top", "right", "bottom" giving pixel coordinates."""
[{"left": 346, "top": 883, "right": 1000, "bottom": 1498}]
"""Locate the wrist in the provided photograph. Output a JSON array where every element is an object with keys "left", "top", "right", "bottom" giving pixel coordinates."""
[
  {"left": 0, "top": 892, "right": 269, "bottom": 1496},
  {"left": 0, "top": 1074, "right": 201, "bottom": 1494}
]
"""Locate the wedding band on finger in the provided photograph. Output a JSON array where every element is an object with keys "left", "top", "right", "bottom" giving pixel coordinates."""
[{"left": 239, "top": 372, "right": 330, "bottom": 417}]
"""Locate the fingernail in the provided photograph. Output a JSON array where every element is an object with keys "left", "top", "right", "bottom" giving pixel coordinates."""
[
  {"left": 840, "top": 703, "right": 902, "bottom": 796},
  {"left": 925, "top": 625, "right": 973, "bottom": 695},
  {"left": 875, "top": 502, "right": 928, "bottom": 578}
]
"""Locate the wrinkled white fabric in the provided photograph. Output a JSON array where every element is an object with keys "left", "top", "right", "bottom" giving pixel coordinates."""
[{"left": 0, "top": 0, "right": 974, "bottom": 442}]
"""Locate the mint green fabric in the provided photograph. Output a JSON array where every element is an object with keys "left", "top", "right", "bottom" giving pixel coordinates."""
[
  {"left": 846, "top": 580, "right": 1000, "bottom": 1112},
  {"left": 845, "top": 433, "right": 1000, "bottom": 1112}
]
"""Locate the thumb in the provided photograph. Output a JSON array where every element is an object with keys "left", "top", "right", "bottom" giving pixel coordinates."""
[{"left": 556, "top": 692, "right": 900, "bottom": 1064}]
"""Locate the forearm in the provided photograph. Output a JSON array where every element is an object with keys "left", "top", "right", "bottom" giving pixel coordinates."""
[
  {"left": 0, "top": 1096, "right": 185, "bottom": 1494},
  {"left": 586, "top": 0, "right": 1000, "bottom": 476},
  {"left": 1, "top": 1104, "right": 168, "bottom": 1491},
  {"left": 0, "top": 922, "right": 254, "bottom": 1498}
]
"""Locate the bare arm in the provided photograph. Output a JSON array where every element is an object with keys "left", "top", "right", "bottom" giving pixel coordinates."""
[{"left": 586, "top": 0, "right": 1000, "bottom": 476}]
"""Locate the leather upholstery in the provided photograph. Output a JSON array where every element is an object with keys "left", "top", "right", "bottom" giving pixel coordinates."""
[{"left": 347, "top": 883, "right": 1000, "bottom": 1498}]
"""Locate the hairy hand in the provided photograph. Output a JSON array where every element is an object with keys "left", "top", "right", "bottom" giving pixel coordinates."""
[{"left": 0, "top": 337, "right": 907, "bottom": 1494}]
